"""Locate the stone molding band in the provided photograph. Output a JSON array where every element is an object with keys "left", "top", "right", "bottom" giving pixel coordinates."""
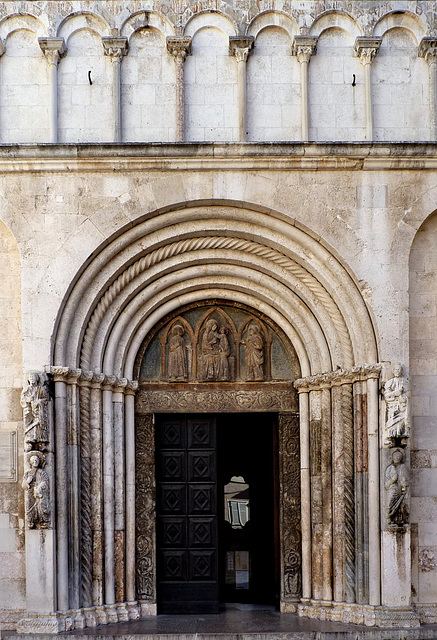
[
  {"left": 294, "top": 363, "right": 383, "bottom": 391},
  {"left": 46, "top": 366, "right": 138, "bottom": 393}
]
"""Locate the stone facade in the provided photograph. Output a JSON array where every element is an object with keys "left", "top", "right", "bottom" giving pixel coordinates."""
[{"left": 0, "top": 0, "right": 436, "bottom": 633}]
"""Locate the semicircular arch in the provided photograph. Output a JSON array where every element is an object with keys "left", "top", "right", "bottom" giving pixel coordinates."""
[{"left": 52, "top": 202, "right": 378, "bottom": 380}]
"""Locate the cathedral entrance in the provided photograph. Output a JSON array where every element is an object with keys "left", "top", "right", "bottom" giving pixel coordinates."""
[
  {"left": 135, "top": 300, "right": 302, "bottom": 614},
  {"left": 155, "top": 413, "right": 278, "bottom": 614}
]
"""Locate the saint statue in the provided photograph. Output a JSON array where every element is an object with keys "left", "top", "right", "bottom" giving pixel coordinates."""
[
  {"left": 384, "top": 448, "right": 409, "bottom": 527},
  {"left": 168, "top": 324, "right": 188, "bottom": 380},
  {"left": 383, "top": 364, "right": 409, "bottom": 446},
  {"left": 21, "top": 372, "right": 50, "bottom": 451},
  {"left": 217, "top": 326, "right": 231, "bottom": 381},
  {"left": 22, "top": 451, "right": 51, "bottom": 529},
  {"left": 200, "top": 318, "right": 220, "bottom": 380},
  {"left": 243, "top": 323, "right": 264, "bottom": 381}
]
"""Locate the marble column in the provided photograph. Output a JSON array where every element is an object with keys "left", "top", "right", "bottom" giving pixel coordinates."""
[
  {"left": 366, "top": 375, "right": 380, "bottom": 606},
  {"left": 419, "top": 38, "right": 437, "bottom": 140},
  {"left": 309, "top": 388, "right": 323, "bottom": 599},
  {"left": 102, "top": 376, "right": 116, "bottom": 605},
  {"left": 90, "top": 375, "right": 105, "bottom": 605},
  {"left": 320, "top": 385, "right": 332, "bottom": 602},
  {"left": 113, "top": 379, "right": 127, "bottom": 603},
  {"left": 229, "top": 36, "right": 254, "bottom": 142},
  {"left": 38, "top": 38, "right": 66, "bottom": 143},
  {"left": 354, "top": 38, "right": 381, "bottom": 141},
  {"left": 298, "top": 390, "right": 312, "bottom": 599},
  {"left": 166, "top": 37, "right": 191, "bottom": 142},
  {"left": 66, "top": 370, "right": 81, "bottom": 611},
  {"left": 53, "top": 370, "right": 69, "bottom": 611},
  {"left": 102, "top": 37, "right": 128, "bottom": 143},
  {"left": 78, "top": 373, "right": 94, "bottom": 608},
  {"left": 292, "top": 36, "right": 317, "bottom": 142},
  {"left": 125, "top": 381, "right": 138, "bottom": 603}
]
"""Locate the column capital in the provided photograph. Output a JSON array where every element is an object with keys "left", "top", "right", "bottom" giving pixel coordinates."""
[
  {"left": 354, "top": 37, "right": 382, "bottom": 65},
  {"left": 419, "top": 37, "right": 437, "bottom": 63},
  {"left": 38, "top": 37, "right": 66, "bottom": 65},
  {"left": 292, "top": 36, "right": 317, "bottom": 64},
  {"left": 229, "top": 36, "right": 254, "bottom": 63},
  {"left": 166, "top": 36, "right": 192, "bottom": 61},
  {"left": 102, "top": 36, "right": 128, "bottom": 59}
]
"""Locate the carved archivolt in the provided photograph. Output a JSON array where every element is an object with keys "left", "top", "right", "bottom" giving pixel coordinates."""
[{"left": 79, "top": 235, "right": 353, "bottom": 370}]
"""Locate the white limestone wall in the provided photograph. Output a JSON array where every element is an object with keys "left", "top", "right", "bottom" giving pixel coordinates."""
[
  {"left": 122, "top": 28, "right": 176, "bottom": 142},
  {"left": 185, "top": 27, "right": 238, "bottom": 142},
  {"left": 308, "top": 28, "right": 365, "bottom": 141},
  {"left": 247, "top": 27, "right": 300, "bottom": 141},
  {"left": 0, "top": 30, "right": 49, "bottom": 143},
  {"left": 58, "top": 29, "right": 113, "bottom": 143},
  {"left": 410, "top": 212, "right": 437, "bottom": 605},
  {"left": 373, "top": 29, "right": 429, "bottom": 141},
  {"left": 0, "top": 219, "right": 24, "bottom": 623}
]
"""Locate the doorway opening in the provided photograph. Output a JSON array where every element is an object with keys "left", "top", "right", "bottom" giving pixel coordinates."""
[{"left": 155, "top": 413, "right": 278, "bottom": 614}]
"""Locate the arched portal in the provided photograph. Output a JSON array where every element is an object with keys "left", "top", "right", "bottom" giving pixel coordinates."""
[{"left": 46, "top": 201, "right": 382, "bottom": 628}]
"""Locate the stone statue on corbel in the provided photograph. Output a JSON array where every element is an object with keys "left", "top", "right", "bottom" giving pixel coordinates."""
[
  {"left": 382, "top": 363, "right": 410, "bottom": 448},
  {"left": 21, "top": 371, "right": 50, "bottom": 452},
  {"left": 21, "top": 371, "right": 53, "bottom": 529}
]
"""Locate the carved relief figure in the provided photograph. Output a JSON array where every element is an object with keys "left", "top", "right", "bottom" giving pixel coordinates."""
[
  {"left": 383, "top": 364, "right": 409, "bottom": 446},
  {"left": 22, "top": 451, "right": 50, "bottom": 529},
  {"left": 243, "top": 323, "right": 264, "bottom": 381},
  {"left": 217, "top": 326, "right": 231, "bottom": 381},
  {"left": 384, "top": 449, "right": 409, "bottom": 527},
  {"left": 168, "top": 324, "right": 188, "bottom": 381},
  {"left": 21, "top": 372, "right": 50, "bottom": 451},
  {"left": 200, "top": 318, "right": 220, "bottom": 380}
]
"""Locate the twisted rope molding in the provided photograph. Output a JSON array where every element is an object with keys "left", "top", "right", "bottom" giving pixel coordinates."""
[
  {"left": 342, "top": 382, "right": 356, "bottom": 603},
  {"left": 79, "top": 384, "right": 93, "bottom": 607},
  {"left": 79, "top": 236, "right": 353, "bottom": 369}
]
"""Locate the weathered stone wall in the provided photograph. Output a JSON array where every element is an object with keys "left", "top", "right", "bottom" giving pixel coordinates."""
[
  {"left": 410, "top": 212, "right": 437, "bottom": 609},
  {"left": 0, "top": 2, "right": 435, "bottom": 143}
]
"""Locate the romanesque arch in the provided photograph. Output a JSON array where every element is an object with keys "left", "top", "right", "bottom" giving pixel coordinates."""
[{"left": 18, "top": 201, "right": 387, "bottom": 630}]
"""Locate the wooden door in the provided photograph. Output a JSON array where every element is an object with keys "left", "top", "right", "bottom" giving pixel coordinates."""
[{"left": 156, "top": 415, "right": 219, "bottom": 613}]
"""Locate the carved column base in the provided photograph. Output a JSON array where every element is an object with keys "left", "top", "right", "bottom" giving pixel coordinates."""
[
  {"left": 298, "top": 600, "right": 420, "bottom": 627},
  {"left": 16, "top": 601, "right": 147, "bottom": 634}
]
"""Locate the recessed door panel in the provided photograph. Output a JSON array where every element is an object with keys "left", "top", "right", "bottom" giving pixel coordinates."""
[{"left": 156, "top": 415, "right": 218, "bottom": 614}]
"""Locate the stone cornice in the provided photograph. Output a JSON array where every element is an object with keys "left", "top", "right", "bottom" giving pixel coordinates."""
[
  {"left": 294, "top": 364, "right": 383, "bottom": 391},
  {"left": 2, "top": 143, "right": 437, "bottom": 173},
  {"left": 45, "top": 366, "right": 138, "bottom": 392}
]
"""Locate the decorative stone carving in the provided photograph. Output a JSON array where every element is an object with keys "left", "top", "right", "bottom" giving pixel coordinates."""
[
  {"left": 292, "top": 36, "right": 318, "bottom": 64},
  {"left": 419, "top": 548, "right": 436, "bottom": 572},
  {"left": 354, "top": 37, "right": 382, "bottom": 65},
  {"left": 167, "top": 324, "right": 189, "bottom": 381},
  {"left": 384, "top": 449, "right": 409, "bottom": 528},
  {"left": 136, "top": 387, "right": 298, "bottom": 413},
  {"left": 279, "top": 413, "right": 302, "bottom": 600},
  {"left": 22, "top": 450, "right": 51, "bottom": 529},
  {"left": 229, "top": 36, "right": 254, "bottom": 63},
  {"left": 242, "top": 322, "right": 264, "bottom": 381},
  {"left": 419, "top": 37, "right": 437, "bottom": 63},
  {"left": 200, "top": 318, "right": 221, "bottom": 381},
  {"left": 38, "top": 37, "right": 66, "bottom": 66},
  {"left": 135, "top": 414, "right": 155, "bottom": 601},
  {"left": 383, "top": 364, "right": 410, "bottom": 447},
  {"left": 102, "top": 36, "right": 128, "bottom": 60},
  {"left": 21, "top": 371, "right": 50, "bottom": 452}
]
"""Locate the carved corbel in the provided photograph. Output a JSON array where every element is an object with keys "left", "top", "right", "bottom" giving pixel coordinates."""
[
  {"left": 166, "top": 36, "right": 192, "bottom": 62},
  {"left": 38, "top": 37, "right": 66, "bottom": 65},
  {"left": 419, "top": 37, "right": 437, "bottom": 63},
  {"left": 292, "top": 36, "right": 317, "bottom": 64},
  {"left": 102, "top": 36, "right": 129, "bottom": 60},
  {"left": 229, "top": 36, "right": 254, "bottom": 63},
  {"left": 354, "top": 37, "right": 382, "bottom": 66}
]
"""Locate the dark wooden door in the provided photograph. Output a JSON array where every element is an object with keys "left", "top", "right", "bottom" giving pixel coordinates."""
[{"left": 156, "top": 415, "right": 219, "bottom": 613}]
